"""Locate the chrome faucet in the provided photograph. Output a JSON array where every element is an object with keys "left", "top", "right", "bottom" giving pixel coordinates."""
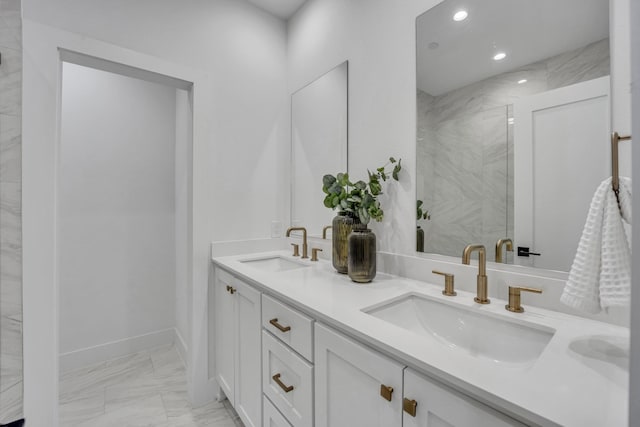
[
  {"left": 495, "top": 238, "right": 513, "bottom": 263},
  {"left": 462, "top": 244, "right": 490, "bottom": 304},
  {"left": 286, "top": 227, "right": 308, "bottom": 259}
]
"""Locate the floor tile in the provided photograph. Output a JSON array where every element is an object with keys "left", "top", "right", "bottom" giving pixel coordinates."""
[{"left": 58, "top": 346, "right": 243, "bottom": 426}]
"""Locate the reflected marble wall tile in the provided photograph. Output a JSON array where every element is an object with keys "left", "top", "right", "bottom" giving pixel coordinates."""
[
  {"left": 547, "top": 38, "right": 610, "bottom": 90},
  {"left": 425, "top": 222, "right": 482, "bottom": 258},
  {"left": 484, "top": 61, "right": 548, "bottom": 109},
  {"left": 426, "top": 79, "right": 484, "bottom": 124}
]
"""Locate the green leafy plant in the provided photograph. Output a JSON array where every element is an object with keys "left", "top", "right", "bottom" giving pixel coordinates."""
[
  {"left": 322, "top": 157, "right": 402, "bottom": 225},
  {"left": 417, "top": 199, "right": 430, "bottom": 221}
]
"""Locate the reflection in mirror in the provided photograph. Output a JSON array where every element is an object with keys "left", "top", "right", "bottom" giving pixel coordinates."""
[
  {"left": 416, "top": 0, "right": 612, "bottom": 272},
  {"left": 291, "top": 61, "right": 348, "bottom": 236}
]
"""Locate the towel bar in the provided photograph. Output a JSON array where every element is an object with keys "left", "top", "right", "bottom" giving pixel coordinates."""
[{"left": 611, "top": 132, "right": 631, "bottom": 206}]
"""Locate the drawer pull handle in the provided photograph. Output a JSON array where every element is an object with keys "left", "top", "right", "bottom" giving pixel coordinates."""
[
  {"left": 380, "top": 384, "right": 394, "bottom": 401},
  {"left": 272, "top": 373, "right": 294, "bottom": 393},
  {"left": 403, "top": 398, "right": 417, "bottom": 417},
  {"left": 269, "top": 318, "right": 291, "bottom": 333}
]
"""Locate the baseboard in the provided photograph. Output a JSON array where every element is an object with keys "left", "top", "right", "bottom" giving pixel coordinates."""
[
  {"left": 59, "top": 328, "right": 176, "bottom": 373},
  {"left": 174, "top": 327, "right": 188, "bottom": 366}
]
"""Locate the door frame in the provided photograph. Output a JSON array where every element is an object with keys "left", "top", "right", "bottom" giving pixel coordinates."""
[
  {"left": 513, "top": 76, "right": 610, "bottom": 269},
  {"left": 22, "top": 20, "right": 215, "bottom": 425}
]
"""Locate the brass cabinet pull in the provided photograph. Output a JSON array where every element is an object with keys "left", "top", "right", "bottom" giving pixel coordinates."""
[
  {"left": 380, "top": 384, "right": 394, "bottom": 401},
  {"left": 272, "top": 373, "right": 294, "bottom": 393},
  {"left": 403, "top": 398, "right": 417, "bottom": 417},
  {"left": 269, "top": 318, "right": 291, "bottom": 333}
]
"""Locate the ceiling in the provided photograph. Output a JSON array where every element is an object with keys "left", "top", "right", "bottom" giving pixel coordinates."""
[
  {"left": 417, "top": 0, "right": 609, "bottom": 96},
  {"left": 247, "top": 0, "right": 308, "bottom": 19}
]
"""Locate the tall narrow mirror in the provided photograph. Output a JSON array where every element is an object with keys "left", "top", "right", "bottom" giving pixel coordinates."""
[
  {"left": 291, "top": 61, "right": 348, "bottom": 236},
  {"left": 416, "top": 0, "right": 612, "bottom": 272}
]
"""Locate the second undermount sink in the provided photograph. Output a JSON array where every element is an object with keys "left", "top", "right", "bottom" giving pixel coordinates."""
[
  {"left": 364, "top": 293, "right": 555, "bottom": 366},
  {"left": 240, "top": 255, "right": 309, "bottom": 273}
]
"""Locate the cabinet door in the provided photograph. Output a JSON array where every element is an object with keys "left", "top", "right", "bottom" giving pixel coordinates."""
[
  {"left": 315, "top": 323, "right": 404, "bottom": 427},
  {"left": 264, "top": 396, "right": 293, "bottom": 427},
  {"left": 214, "top": 269, "right": 236, "bottom": 404},
  {"left": 403, "top": 369, "right": 526, "bottom": 427},
  {"left": 234, "top": 280, "right": 262, "bottom": 427}
]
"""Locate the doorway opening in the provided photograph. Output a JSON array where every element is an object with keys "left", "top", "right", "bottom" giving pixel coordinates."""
[{"left": 56, "top": 52, "right": 200, "bottom": 424}]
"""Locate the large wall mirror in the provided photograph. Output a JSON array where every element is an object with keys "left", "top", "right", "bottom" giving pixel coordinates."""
[
  {"left": 292, "top": 61, "right": 348, "bottom": 236},
  {"left": 415, "top": 0, "right": 625, "bottom": 273}
]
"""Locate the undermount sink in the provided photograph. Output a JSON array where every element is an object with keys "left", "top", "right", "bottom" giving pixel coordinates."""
[
  {"left": 364, "top": 293, "right": 555, "bottom": 366},
  {"left": 240, "top": 256, "right": 309, "bottom": 273}
]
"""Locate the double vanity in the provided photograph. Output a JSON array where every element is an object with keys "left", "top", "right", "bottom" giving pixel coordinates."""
[{"left": 211, "top": 250, "right": 629, "bottom": 427}]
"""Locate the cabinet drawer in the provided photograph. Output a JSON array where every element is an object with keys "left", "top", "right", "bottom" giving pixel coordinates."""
[
  {"left": 262, "top": 294, "right": 314, "bottom": 361},
  {"left": 263, "top": 331, "right": 313, "bottom": 427},
  {"left": 263, "top": 395, "right": 293, "bottom": 427}
]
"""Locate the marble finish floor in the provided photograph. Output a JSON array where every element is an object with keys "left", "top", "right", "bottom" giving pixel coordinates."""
[{"left": 59, "top": 345, "right": 243, "bottom": 427}]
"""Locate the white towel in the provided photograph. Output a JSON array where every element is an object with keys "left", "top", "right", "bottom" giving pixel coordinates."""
[{"left": 561, "top": 177, "right": 632, "bottom": 314}]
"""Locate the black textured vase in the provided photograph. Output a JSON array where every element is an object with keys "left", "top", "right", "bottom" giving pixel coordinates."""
[
  {"left": 347, "top": 223, "right": 376, "bottom": 283},
  {"left": 417, "top": 226, "right": 425, "bottom": 252},
  {"left": 332, "top": 211, "right": 356, "bottom": 274}
]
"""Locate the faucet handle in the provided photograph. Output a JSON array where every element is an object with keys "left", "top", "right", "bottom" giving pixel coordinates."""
[
  {"left": 432, "top": 270, "right": 456, "bottom": 296},
  {"left": 506, "top": 286, "right": 542, "bottom": 313},
  {"left": 311, "top": 248, "right": 323, "bottom": 261},
  {"left": 291, "top": 243, "right": 300, "bottom": 257}
]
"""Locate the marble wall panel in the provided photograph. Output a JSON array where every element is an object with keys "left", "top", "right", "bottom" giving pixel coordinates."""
[
  {"left": 0, "top": 0, "right": 22, "bottom": 423},
  {"left": 0, "top": 38, "right": 21, "bottom": 116}
]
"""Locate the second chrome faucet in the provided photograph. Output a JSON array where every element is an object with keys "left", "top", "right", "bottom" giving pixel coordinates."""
[{"left": 462, "top": 244, "right": 490, "bottom": 304}]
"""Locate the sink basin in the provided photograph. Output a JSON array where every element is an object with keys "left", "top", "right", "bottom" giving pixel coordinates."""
[
  {"left": 240, "top": 256, "right": 309, "bottom": 273},
  {"left": 364, "top": 293, "right": 555, "bottom": 366}
]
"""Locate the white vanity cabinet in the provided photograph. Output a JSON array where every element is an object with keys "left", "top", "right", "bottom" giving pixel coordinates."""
[
  {"left": 314, "top": 323, "right": 404, "bottom": 427},
  {"left": 403, "top": 369, "right": 526, "bottom": 427},
  {"left": 315, "top": 323, "right": 526, "bottom": 427},
  {"left": 214, "top": 268, "right": 262, "bottom": 427}
]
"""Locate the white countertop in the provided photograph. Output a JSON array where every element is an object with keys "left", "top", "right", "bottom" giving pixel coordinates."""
[{"left": 212, "top": 250, "right": 629, "bottom": 427}]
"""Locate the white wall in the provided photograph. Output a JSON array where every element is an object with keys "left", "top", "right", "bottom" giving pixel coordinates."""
[
  {"left": 22, "top": 1, "right": 287, "bottom": 422},
  {"left": 288, "top": 0, "right": 441, "bottom": 254},
  {"left": 58, "top": 62, "right": 177, "bottom": 367},
  {"left": 23, "top": 0, "right": 290, "bottom": 241}
]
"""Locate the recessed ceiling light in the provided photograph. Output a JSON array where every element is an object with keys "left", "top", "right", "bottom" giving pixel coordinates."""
[
  {"left": 493, "top": 52, "right": 506, "bottom": 61},
  {"left": 453, "top": 10, "right": 468, "bottom": 21},
  {"left": 518, "top": 79, "right": 527, "bottom": 84}
]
